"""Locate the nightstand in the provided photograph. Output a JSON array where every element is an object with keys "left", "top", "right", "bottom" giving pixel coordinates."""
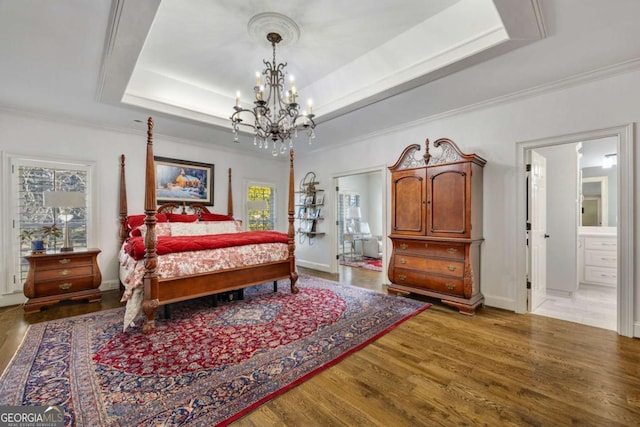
[{"left": 23, "top": 248, "right": 102, "bottom": 313}]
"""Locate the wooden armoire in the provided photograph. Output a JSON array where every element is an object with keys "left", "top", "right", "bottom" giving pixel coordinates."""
[{"left": 387, "top": 138, "right": 486, "bottom": 314}]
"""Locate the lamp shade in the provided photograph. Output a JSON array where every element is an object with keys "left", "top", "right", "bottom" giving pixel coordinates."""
[
  {"left": 347, "top": 207, "right": 361, "bottom": 219},
  {"left": 43, "top": 191, "right": 85, "bottom": 208}
]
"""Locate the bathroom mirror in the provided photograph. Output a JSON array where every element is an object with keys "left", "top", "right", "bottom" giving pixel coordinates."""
[{"left": 581, "top": 176, "right": 607, "bottom": 226}]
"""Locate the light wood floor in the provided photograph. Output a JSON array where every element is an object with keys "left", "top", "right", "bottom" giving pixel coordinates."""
[{"left": 1, "top": 266, "right": 639, "bottom": 426}]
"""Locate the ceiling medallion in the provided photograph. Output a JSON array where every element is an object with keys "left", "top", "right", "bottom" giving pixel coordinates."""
[
  {"left": 231, "top": 14, "right": 315, "bottom": 156},
  {"left": 247, "top": 12, "right": 300, "bottom": 47}
]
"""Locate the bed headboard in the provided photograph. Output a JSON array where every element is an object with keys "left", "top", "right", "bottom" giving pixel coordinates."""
[{"left": 118, "top": 133, "right": 235, "bottom": 245}]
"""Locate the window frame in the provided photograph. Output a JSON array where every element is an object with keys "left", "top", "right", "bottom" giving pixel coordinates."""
[
  {"left": 245, "top": 180, "right": 277, "bottom": 231},
  {"left": 3, "top": 154, "right": 97, "bottom": 294}
]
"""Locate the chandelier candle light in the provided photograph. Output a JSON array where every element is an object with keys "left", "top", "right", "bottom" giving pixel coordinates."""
[{"left": 231, "top": 32, "right": 316, "bottom": 156}]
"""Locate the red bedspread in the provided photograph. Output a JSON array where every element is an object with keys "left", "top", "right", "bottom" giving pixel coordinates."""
[{"left": 124, "top": 231, "right": 289, "bottom": 261}]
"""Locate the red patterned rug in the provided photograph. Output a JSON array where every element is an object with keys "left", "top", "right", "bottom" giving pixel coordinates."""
[
  {"left": 340, "top": 257, "right": 383, "bottom": 272},
  {"left": 0, "top": 274, "right": 428, "bottom": 426}
]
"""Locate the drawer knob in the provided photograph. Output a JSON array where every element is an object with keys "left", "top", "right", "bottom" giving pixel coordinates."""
[
  {"left": 400, "top": 258, "right": 407, "bottom": 264},
  {"left": 59, "top": 283, "right": 72, "bottom": 290},
  {"left": 447, "top": 265, "right": 456, "bottom": 272},
  {"left": 400, "top": 243, "right": 408, "bottom": 250},
  {"left": 424, "top": 243, "right": 429, "bottom": 248},
  {"left": 398, "top": 274, "right": 407, "bottom": 281},
  {"left": 447, "top": 248, "right": 458, "bottom": 254},
  {"left": 445, "top": 283, "right": 456, "bottom": 290},
  {"left": 60, "top": 269, "right": 70, "bottom": 276},
  {"left": 59, "top": 258, "right": 71, "bottom": 264}
]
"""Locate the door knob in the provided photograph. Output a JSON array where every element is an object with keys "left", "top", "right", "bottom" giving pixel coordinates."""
[{"left": 544, "top": 234, "right": 550, "bottom": 238}]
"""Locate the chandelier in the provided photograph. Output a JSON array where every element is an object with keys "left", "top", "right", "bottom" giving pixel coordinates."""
[{"left": 231, "top": 32, "right": 316, "bottom": 156}]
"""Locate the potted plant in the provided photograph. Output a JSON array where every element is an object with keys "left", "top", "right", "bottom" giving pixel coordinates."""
[
  {"left": 42, "top": 224, "right": 63, "bottom": 249},
  {"left": 20, "top": 225, "right": 63, "bottom": 254}
]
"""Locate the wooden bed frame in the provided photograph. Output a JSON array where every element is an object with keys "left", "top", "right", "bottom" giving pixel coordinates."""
[{"left": 119, "top": 117, "right": 299, "bottom": 332}]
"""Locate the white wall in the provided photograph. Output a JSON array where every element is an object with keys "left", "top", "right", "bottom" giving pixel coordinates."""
[
  {"left": 0, "top": 112, "right": 289, "bottom": 304},
  {"left": 293, "top": 67, "right": 640, "bottom": 333},
  {"left": 1, "top": 66, "right": 639, "bottom": 336}
]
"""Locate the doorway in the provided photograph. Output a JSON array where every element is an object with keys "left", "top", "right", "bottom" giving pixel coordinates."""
[
  {"left": 516, "top": 124, "right": 634, "bottom": 337},
  {"left": 528, "top": 137, "right": 617, "bottom": 330},
  {"left": 334, "top": 169, "right": 385, "bottom": 289}
]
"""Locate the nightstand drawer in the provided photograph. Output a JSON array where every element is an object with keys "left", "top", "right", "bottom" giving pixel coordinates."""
[
  {"left": 32, "top": 255, "right": 93, "bottom": 270},
  {"left": 34, "top": 277, "right": 96, "bottom": 297},
  {"left": 35, "top": 265, "right": 93, "bottom": 282}
]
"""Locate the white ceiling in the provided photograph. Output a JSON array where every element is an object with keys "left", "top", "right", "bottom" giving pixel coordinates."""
[{"left": 1, "top": 0, "right": 640, "bottom": 158}]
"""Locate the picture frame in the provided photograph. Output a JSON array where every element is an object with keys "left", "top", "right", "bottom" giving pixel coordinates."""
[
  {"left": 303, "top": 220, "right": 313, "bottom": 233},
  {"left": 315, "top": 193, "right": 324, "bottom": 205},
  {"left": 154, "top": 157, "right": 214, "bottom": 205}
]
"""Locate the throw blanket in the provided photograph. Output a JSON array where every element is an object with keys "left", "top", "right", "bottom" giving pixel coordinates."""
[{"left": 125, "top": 231, "right": 289, "bottom": 260}]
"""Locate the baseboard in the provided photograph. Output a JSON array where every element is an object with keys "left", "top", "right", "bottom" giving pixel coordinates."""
[
  {"left": 0, "top": 292, "right": 27, "bottom": 308},
  {"left": 100, "top": 280, "right": 120, "bottom": 292},
  {"left": 483, "top": 295, "right": 515, "bottom": 311},
  {"left": 296, "top": 260, "right": 331, "bottom": 273}
]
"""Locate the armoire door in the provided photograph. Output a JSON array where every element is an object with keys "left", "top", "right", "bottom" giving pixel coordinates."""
[
  {"left": 427, "top": 162, "right": 471, "bottom": 238},
  {"left": 391, "top": 168, "right": 426, "bottom": 235}
]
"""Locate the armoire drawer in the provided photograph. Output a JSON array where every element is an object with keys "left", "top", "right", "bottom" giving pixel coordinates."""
[
  {"left": 394, "top": 255, "right": 464, "bottom": 277},
  {"left": 392, "top": 268, "right": 464, "bottom": 297},
  {"left": 423, "top": 274, "right": 465, "bottom": 297},
  {"left": 393, "top": 240, "right": 465, "bottom": 260}
]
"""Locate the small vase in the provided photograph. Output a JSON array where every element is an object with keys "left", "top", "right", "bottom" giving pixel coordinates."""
[{"left": 31, "top": 240, "right": 46, "bottom": 254}]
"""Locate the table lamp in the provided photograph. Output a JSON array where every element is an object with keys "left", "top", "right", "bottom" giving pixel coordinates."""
[{"left": 43, "top": 191, "right": 85, "bottom": 252}]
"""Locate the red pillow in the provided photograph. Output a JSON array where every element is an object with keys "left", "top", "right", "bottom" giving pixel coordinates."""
[
  {"left": 127, "top": 213, "right": 167, "bottom": 230},
  {"left": 200, "top": 212, "right": 234, "bottom": 221},
  {"left": 167, "top": 213, "right": 199, "bottom": 223}
]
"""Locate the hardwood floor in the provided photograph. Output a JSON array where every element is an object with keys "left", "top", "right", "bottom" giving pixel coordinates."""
[{"left": 1, "top": 266, "right": 639, "bottom": 426}]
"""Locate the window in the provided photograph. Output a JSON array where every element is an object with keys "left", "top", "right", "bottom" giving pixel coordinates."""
[
  {"left": 338, "top": 192, "right": 360, "bottom": 243},
  {"left": 247, "top": 184, "right": 276, "bottom": 231},
  {"left": 9, "top": 157, "right": 93, "bottom": 291}
]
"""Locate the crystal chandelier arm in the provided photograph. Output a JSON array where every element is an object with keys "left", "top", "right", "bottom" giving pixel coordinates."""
[{"left": 230, "top": 30, "right": 317, "bottom": 155}]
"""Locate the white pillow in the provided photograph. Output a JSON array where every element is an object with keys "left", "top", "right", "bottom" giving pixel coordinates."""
[
  {"left": 205, "top": 220, "right": 241, "bottom": 234},
  {"left": 169, "top": 222, "right": 210, "bottom": 236},
  {"left": 135, "top": 223, "right": 172, "bottom": 239}
]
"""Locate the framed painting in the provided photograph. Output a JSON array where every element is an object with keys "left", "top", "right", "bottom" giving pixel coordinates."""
[{"left": 154, "top": 157, "right": 214, "bottom": 205}]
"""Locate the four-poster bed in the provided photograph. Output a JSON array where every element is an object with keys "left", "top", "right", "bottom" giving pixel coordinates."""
[{"left": 118, "top": 117, "right": 299, "bottom": 332}]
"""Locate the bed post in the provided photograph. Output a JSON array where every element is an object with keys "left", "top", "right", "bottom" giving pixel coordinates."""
[
  {"left": 119, "top": 154, "right": 128, "bottom": 246},
  {"left": 228, "top": 167, "right": 233, "bottom": 217},
  {"left": 288, "top": 149, "right": 299, "bottom": 293},
  {"left": 141, "top": 117, "right": 159, "bottom": 332}
]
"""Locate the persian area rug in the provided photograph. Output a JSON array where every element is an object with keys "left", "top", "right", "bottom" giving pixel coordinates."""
[
  {"left": 0, "top": 274, "right": 428, "bottom": 427},
  {"left": 340, "top": 256, "right": 383, "bottom": 272}
]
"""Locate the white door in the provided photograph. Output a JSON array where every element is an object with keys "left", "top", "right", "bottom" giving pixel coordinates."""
[{"left": 529, "top": 150, "right": 548, "bottom": 311}]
